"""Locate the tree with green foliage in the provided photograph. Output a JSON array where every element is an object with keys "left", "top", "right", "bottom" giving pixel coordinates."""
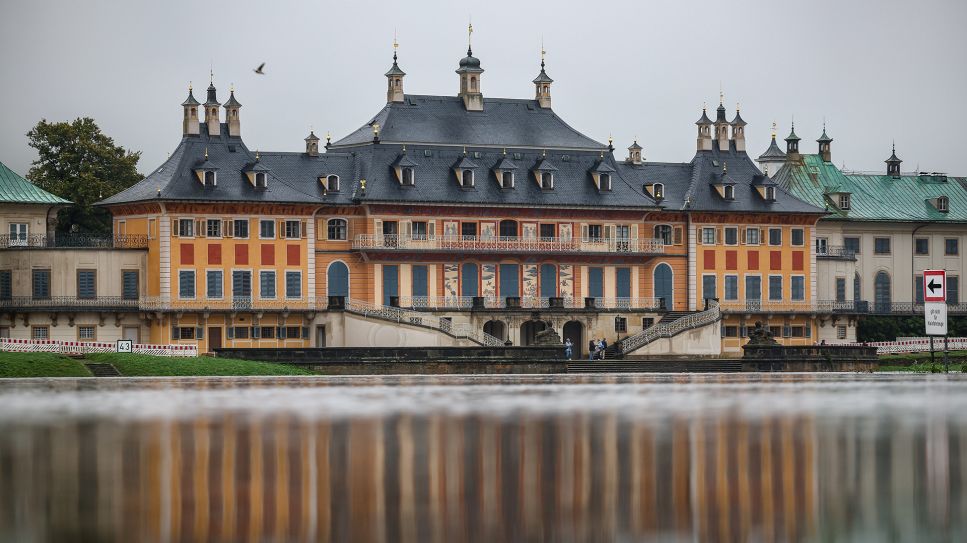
[
  {"left": 858, "top": 315, "right": 967, "bottom": 342},
  {"left": 26, "top": 117, "right": 143, "bottom": 234}
]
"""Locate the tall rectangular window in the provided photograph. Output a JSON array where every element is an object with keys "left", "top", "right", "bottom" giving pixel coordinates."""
[
  {"left": 32, "top": 269, "right": 51, "bottom": 300},
  {"left": 702, "top": 275, "right": 717, "bottom": 301},
  {"left": 0, "top": 270, "right": 11, "bottom": 300},
  {"left": 945, "top": 238, "right": 959, "bottom": 256},
  {"left": 177, "top": 218, "right": 194, "bottom": 237},
  {"left": 874, "top": 237, "right": 891, "bottom": 254},
  {"left": 207, "top": 270, "right": 223, "bottom": 299},
  {"left": 768, "top": 275, "right": 783, "bottom": 301},
  {"left": 259, "top": 220, "right": 275, "bottom": 239},
  {"left": 206, "top": 219, "right": 222, "bottom": 237},
  {"left": 768, "top": 228, "right": 782, "bottom": 246},
  {"left": 724, "top": 227, "right": 738, "bottom": 246},
  {"left": 285, "top": 220, "right": 301, "bottom": 239},
  {"left": 461, "top": 222, "right": 477, "bottom": 238},
  {"left": 122, "top": 270, "right": 139, "bottom": 300},
  {"left": 233, "top": 219, "right": 249, "bottom": 238},
  {"left": 745, "top": 227, "right": 760, "bottom": 245},
  {"left": 791, "top": 276, "right": 805, "bottom": 301},
  {"left": 539, "top": 224, "right": 556, "bottom": 239},
  {"left": 915, "top": 275, "right": 924, "bottom": 304},
  {"left": 232, "top": 270, "right": 252, "bottom": 298},
  {"left": 8, "top": 223, "right": 28, "bottom": 245},
  {"left": 724, "top": 275, "right": 738, "bottom": 300},
  {"left": 791, "top": 228, "right": 804, "bottom": 246},
  {"left": 843, "top": 236, "right": 860, "bottom": 254},
  {"left": 915, "top": 237, "right": 929, "bottom": 255},
  {"left": 260, "top": 271, "right": 276, "bottom": 299},
  {"left": 178, "top": 270, "right": 195, "bottom": 299},
  {"left": 587, "top": 267, "right": 603, "bottom": 299},
  {"left": 745, "top": 275, "right": 761, "bottom": 301},
  {"left": 835, "top": 277, "right": 846, "bottom": 302},
  {"left": 702, "top": 227, "right": 715, "bottom": 245},
  {"left": 411, "top": 221, "right": 428, "bottom": 240},
  {"left": 949, "top": 276, "right": 959, "bottom": 305},
  {"left": 285, "top": 271, "right": 302, "bottom": 298},
  {"left": 77, "top": 270, "right": 97, "bottom": 299}
]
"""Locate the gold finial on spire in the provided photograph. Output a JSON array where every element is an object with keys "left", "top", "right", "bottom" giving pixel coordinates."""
[
  {"left": 393, "top": 28, "right": 398, "bottom": 50},
  {"left": 189, "top": 81, "right": 193, "bottom": 91},
  {"left": 608, "top": 134, "right": 614, "bottom": 146},
  {"left": 210, "top": 65, "right": 214, "bottom": 84},
  {"left": 771, "top": 121, "right": 777, "bottom": 138},
  {"left": 204, "top": 147, "right": 208, "bottom": 160},
  {"left": 255, "top": 149, "right": 260, "bottom": 161},
  {"left": 230, "top": 83, "right": 234, "bottom": 92},
  {"left": 736, "top": 101, "right": 740, "bottom": 112},
  {"left": 468, "top": 17, "right": 473, "bottom": 50},
  {"left": 723, "top": 161, "right": 728, "bottom": 174},
  {"left": 541, "top": 36, "right": 545, "bottom": 62},
  {"left": 703, "top": 101, "right": 707, "bottom": 112},
  {"left": 502, "top": 147, "right": 507, "bottom": 155}
]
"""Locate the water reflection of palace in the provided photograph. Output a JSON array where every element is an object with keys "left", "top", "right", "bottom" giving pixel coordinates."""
[{"left": 1, "top": 403, "right": 962, "bottom": 543}]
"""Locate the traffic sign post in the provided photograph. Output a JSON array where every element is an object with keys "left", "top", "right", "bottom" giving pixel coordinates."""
[{"left": 922, "top": 269, "right": 949, "bottom": 371}]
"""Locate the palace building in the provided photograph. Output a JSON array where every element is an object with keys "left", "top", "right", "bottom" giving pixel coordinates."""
[{"left": 2, "top": 41, "right": 831, "bottom": 356}]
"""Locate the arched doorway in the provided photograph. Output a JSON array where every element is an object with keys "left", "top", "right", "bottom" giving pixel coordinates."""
[
  {"left": 563, "top": 321, "right": 583, "bottom": 355},
  {"left": 520, "top": 320, "right": 548, "bottom": 346},
  {"left": 327, "top": 261, "right": 349, "bottom": 298},
  {"left": 484, "top": 320, "right": 506, "bottom": 341},
  {"left": 654, "top": 263, "right": 673, "bottom": 309}
]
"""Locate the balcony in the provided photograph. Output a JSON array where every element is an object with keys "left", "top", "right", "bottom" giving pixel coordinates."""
[
  {"left": 719, "top": 299, "right": 967, "bottom": 315},
  {"left": 353, "top": 235, "right": 665, "bottom": 255},
  {"left": 138, "top": 296, "right": 322, "bottom": 313},
  {"left": 0, "top": 234, "right": 148, "bottom": 250},
  {"left": 0, "top": 296, "right": 140, "bottom": 311},
  {"left": 395, "top": 295, "right": 663, "bottom": 311},
  {"left": 816, "top": 245, "right": 857, "bottom": 261}
]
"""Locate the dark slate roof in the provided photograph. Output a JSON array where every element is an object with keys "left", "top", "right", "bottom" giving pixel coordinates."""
[
  {"left": 354, "top": 145, "right": 658, "bottom": 209},
  {"left": 181, "top": 89, "right": 200, "bottom": 107},
  {"left": 391, "top": 152, "right": 419, "bottom": 168},
  {"left": 731, "top": 110, "right": 747, "bottom": 126},
  {"left": 785, "top": 124, "right": 801, "bottom": 142},
  {"left": 305, "top": 131, "right": 320, "bottom": 142},
  {"left": 886, "top": 145, "right": 902, "bottom": 163},
  {"left": 493, "top": 156, "right": 517, "bottom": 170},
  {"left": 204, "top": 83, "right": 219, "bottom": 107},
  {"left": 97, "top": 124, "right": 355, "bottom": 206},
  {"left": 628, "top": 140, "right": 642, "bottom": 150},
  {"left": 385, "top": 53, "right": 406, "bottom": 77},
  {"left": 452, "top": 155, "right": 478, "bottom": 169},
  {"left": 456, "top": 48, "right": 483, "bottom": 72},
  {"left": 817, "top": 127, "right": 832, "bottom": 143},
  {"left": 757, "top": 136, "right": 787, "bottom": 160},
  {"left": 223, "top": 90, "right": 242, "bottom": 108},
  {"left": 330, "top": 94, "right": 604, "bottom": 150},
  {"left": 715, "top": 104, "right": 728, "bottom": 123},
  {"left": 591, "top": 158, "right": 616, "bottom": 173},
  {"left": 695, "top": 108, "right": 713, "bottom": 125},
  {"left": 532, "top": 61, "right": 553, "bottom": 83},
  {"left": 0, "top": 160, "right": 71, "bottom": 204}
]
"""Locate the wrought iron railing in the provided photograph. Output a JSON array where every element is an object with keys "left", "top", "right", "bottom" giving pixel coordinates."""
[
  {"left": 0, "top": 233, "right": 149, "bottom": 249},
  {"left": 719, "top": 299, "right": 967, "bottom": 315},
  {"left": 139, "top": 296, "right": 323, "bottom": 312},
  {"left": 344, "top": 298, "right": 504, "bottom": 347},
  {"left": 353, "top": 234, "right": 664, "bottom": 254},
  {"left": 618, "top": 300, "right": 721, "bottom": 354},
  {"left": 395, "top": 295, "right": 662, "bottom": 311},
  {"left": 0, "top": 296, "right": 140, "bottom": 309},
  {"left": 816, "top": 245, "right": 857, "bottom": 260}
]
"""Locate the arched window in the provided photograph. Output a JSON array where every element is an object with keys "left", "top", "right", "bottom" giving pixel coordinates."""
[
  {"left": 327, "top": 261, "right": 349, "bottom": 298},
  {"left": 501, "top": 171, "right": 514, "bottom": 189},
  {"left": 541, "top": 172, "right": 554, "bottom": 189},
  {"left": 204, "top": 170, "right": 216, "bottom": 186},
  {"left": 461, "top": 169, "right": 474, "bottom": 187},
  {"left": 874, "top": 271, "right": 891, "bottom": 312},
  {"left": 327, "top": 218, "right": 347, "bottom": 241},
  {"left": 255, "top": 172, "right": 267, "bottom": 188},
  {"left": 724, "top": 185, "right": 735, "bottom": 200},
  {"left": 654, "top": 263, "right": 673, "bottom": 309},
  {"left": 653, "top": 183, "right": 664, "bottom": 199},
  {"left": 402, "top": 167, "right": 415, "bottom": 185},
  {"left": 600, "top": 173, "right": 611, "bottom": 191},
  {"left": 470, "top": 76, "right": 477, "bottom": 91},
  {"left": 327, "top": 175, "right": 340, "bottom": 192},
  {"left": 765, "top": 186, "right": 776, "bottom": 201},
  {"left": 938, "top": 196, "right": 950, "bottom": 212},
  {"left": 499, "top": 220, "right": 518, "bottom": 239},
  {"left": 654, "top": 225, "right": 672, "bottom": 245}
]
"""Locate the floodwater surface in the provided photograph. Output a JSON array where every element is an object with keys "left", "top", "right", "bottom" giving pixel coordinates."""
[{"left": 0, "top": 373, "right": 965, "bottom": 542}]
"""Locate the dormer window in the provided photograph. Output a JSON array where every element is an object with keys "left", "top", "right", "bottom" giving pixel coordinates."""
[
  {"left": 402, "top": 167, "right": 415, "bottom": 186},
  {"left": 838, "top": 193, "right": 851, "bottom": 210},
  {"left": 204, "top": 170, "right": 216, "bottom": 187},
  {"left": 600, "top": 173, "right": 612, "bottom": 191},
  {"left": 766, "top": 186, "right": 776, "bottom": 201},
  {"left": 460, "top": 169, "right": 474, "bottom": 188},
  {"left": 724, "top": 184, "right": 735, "bottom": 200},
  {"left": 324, "top": 175, "right": 340, "bottom": 192},
  {"left": 937, "top": 196, "right": 949, "bottom": 213},
  {"left": 501, "top": 171, "right": 514, "bottom": 189},
  {"left": 255, "top": 172, "right": 267, "bottom": 189},
  {"left": 653, "top": 183, "right": 664, "bottom": 200},
  {"left": 541, "top": 172, "right": 554, "bottom": 190}
]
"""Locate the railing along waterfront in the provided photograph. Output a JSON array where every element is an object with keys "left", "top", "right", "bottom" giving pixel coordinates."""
[
  {"left": 0, "top": 296, "right": 141, "bottom": 310},
  {"left": 344, "top": 299, "right": 505, "bottom": 347},
  {"left": 618, "top": 300, "right": 721, "bottom": 354},
  {"left": 353, "top": 234, "right": 664, "bottom": 254},
  {"left": 719, "top": 300, "right": 967, "bottom": 315},
  {"left": 396, "top": 295, "right": 662, "bottom": 311},
  {"left": 843, "top": 337, "right": 967, "bottom": 355},
  {"left": 0, "top": 233, "right": 148, "bottom": 249}
]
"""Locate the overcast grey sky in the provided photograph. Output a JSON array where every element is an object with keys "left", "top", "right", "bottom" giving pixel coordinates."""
[{"left": 1, "top": 0, "right": 965, "bottom": 178}]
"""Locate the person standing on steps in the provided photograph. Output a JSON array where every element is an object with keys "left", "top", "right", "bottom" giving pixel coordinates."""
[
  {"left": 600, "top": 338, "right": 609, "bottom": 360},
  {"left": 589, "top": 338, "right": 596, "bottom": 360},
  {"left": 564, "top": 338, "right": 573, "bottom": 360}
]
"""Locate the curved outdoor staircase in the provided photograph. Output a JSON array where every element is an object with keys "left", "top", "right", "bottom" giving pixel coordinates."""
[
  {"left": 607, "top": 301, "right": 722, "bottom": 359},
  {"left": 342, "top": 299, "right": 505, "bottom": 347}
]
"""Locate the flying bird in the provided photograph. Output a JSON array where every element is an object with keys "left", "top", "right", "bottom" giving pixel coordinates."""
[{"left": 253, "top": 62, "right": 266, "bottom": 75}]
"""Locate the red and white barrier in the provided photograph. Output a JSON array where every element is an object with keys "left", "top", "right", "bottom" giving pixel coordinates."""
[
  {"left": 0, "top": 338, "right": 198, "bottom": 357},
  {"left": 842, "top": 337, "right": 967, "bottom": 355}
]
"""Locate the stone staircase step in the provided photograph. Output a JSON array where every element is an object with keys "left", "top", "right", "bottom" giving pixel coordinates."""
[
  {"left": 567, "top": 360, "right": 743, "bottom": 373},
  {"left": 84, "top": 363, "right": 121, "bottom": 377}
]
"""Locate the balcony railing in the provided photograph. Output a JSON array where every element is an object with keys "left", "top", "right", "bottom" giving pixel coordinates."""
[
  {"left": 395, "top": 295, "right": 663, "bottom": 311},
  {"left": 353, "top": 234, "right": 664, "bottom": 254},
  {"left": 0, "top": 296, "right": 140, "bottom": 310},
  {"left": 816, "top": 245, "right": 857, "bottom": 260},
  {"left": 0, "top": 233, "right": 149, "bottom": 249},
  {"left": 139, "top": 296, "right": 322, "bottom": 312},
  {"left": 718, "top": 299, "right": 967, "bottom": 315}
]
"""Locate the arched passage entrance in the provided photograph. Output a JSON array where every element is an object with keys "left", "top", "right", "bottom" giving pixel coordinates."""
[
  {"left": 484, "top": 320, "right": 506, "bottom": 342},
  {"left": 520, "top": 320, "right": 549, "bottom": 346},
  {"left": 563, "top": 321, "right": 583, "bottom": 354}
]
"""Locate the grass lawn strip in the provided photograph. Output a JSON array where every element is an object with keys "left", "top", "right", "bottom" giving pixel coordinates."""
[
  {"left": 0, "top": 352, "right": 92, "bottom": 378},
  {"left": 87, "top": 353, "right": 313, "bottom": 376}
]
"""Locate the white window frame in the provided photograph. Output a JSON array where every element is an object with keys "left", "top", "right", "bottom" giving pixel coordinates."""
[
  {"left": 701, "top": 227, "right": 716, "bottom": 245},
  {"left": 816, "top": 237, "right": 829, "bottom": 255},
  {"left": 653, "top": 183, "right": 664, "bottom": 199},
  {"left": 178, "top": 218, "right": 195, "bottom": 238},
  {"left": 724, "top": 274, "right": 739, "bottom": 301},
  {"left": 326, "top": 175, "right": 340, "bottom": 192},
  {"left": 259, "top": 219, "right": 276, "bottom": 240},
  {"left": 768, "top": 227, "right": 783, "bottom": 246},
  {"left": 838, "top": 193, "right": 851, "bottom": 210},
  {"left": 259, "top": 270, "right": 277, "bottom": 299},
  {"left": 178, "top": 269, "right": 196, "bottom": 300},
  {"left": 233, "top": 219, "right": 250, "bottom": 239},
  {"left": 78, "top": 325, "right": 96, "bottom": 341},
  {"left": 206, "top": 269, "right": 224, "bottom": 300},
  {"left": 8, "top": 222, "right": 28, "bottom": 246},
  {"left": 745, "top": 227, "right": 760, "bottom": 246},
  {"left": 500, "top": 171, "right": 515, "bottom": 189},
  {"left": 768, "top": 274, "right": 783, "bottom": 301},
  {"left": 284, "top": 220, "right": 301, "bottom": 239},
  {"left": 285, "top": 270, "right": 303, "bottom": 299},
  {"left": 791, "top": 274, "right": 806, "bottom": 301},
  {"left": 600, "top": 173, "right": 611, "bottom": 191},
  {"left": 327, "top": 218, "right": 348, "bottom": 241},
  {"left": 791, "top": 228, "right": 805, "bottom": 247},
  {"left": 255, "top": 172, "right": 268, "bottom": 188},
  {"left": 938, "top": 196, "right": 949, "bottom": 212},
  {"left": 724, "top": 184, "right": 735, "bottom": 200},
  {"left": 206, "top": 218, "right": 222, "bottom": 238},
  {"left": 765, "top": 186, "right": 776, "bottom": 201},
  {"left": 461, "top": 169, "right": 475, "bottom": 188},
  {"left": 402, "top": 167, "right": 415, "bottom": 186},
  {"left": 541, "top": 172, "right": 554, "bottom": 190}
]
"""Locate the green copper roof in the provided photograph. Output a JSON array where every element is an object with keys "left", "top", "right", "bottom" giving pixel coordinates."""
[
  {"left": 774, "top": 153, "right": 967, "bottom": 222},
  {"left": 0, "top": 160, "right": 71, "bottom": 204}
]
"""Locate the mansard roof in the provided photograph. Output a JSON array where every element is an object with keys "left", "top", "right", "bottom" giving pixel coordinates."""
[
  {"left": 774, "top": 153, "right": 967, "bottom": 222},
  {"left": 0, "top": 160, "right": 70, "bottom": 204},
  {"left": 329, "top": 94, "right": 604, "bottom": 150},
  {"left": 97, "top": 123, "right": 355, "bottom": 206}
]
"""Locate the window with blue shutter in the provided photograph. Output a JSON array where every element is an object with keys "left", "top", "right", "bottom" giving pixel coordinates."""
[
  {"left": 207, "top": 270, "right": 223, "bottom": 299},
  {"left": 540, "top": 264, "right": 556, "bottom": 298},
  {"left": 461, "top": 263, "right": 478, "bottom": 297},
  {"left": 746, "top": 276, "right": 761, "bottom": 301},
  {"left": 382, "top": 265, "right": 398, "bottom": 305},
  {"left": 260, "top": 271, "right": 276, "bottom": 299},
  {"left": 0, "top": 270, "right": 11, "bottom": 300},
  {"left": 702, "top": 275, "right": 716, "bottom": 301},
  {"left": 769, "top": 276, "right": 783, "bottom": 301},
  {"left": 588, "top": 267, "right": 603, "bottom": 299},
  {"left": 616, "top": 268, "right": 631, "bottom": 299},
  {"left": 122, "top": 270, "right": 139, "bottom": 300},
  {"left": 654, "top": 264, "right": 673, "bottom": 308},
  {"left": 724, "top": 275, "right": 738, "bottom": 300},
  {"left": 233, "top": 271, "right": 251, "bottom": 298},
  {"left": 411, "top": 265, "right": 428, "bottom": 297},
  {"left": 327, "top": 262, "right": 349, "bottom": 297},
  {"left": 499, "top": 264, "right": 519, "bottom": 298},
  {"left": 77, "top": 270, "right": 96, "bottom": 299},
  {"left": 285, "top": 271, "right": 301, "bottom": 298},
  {"left": 791, "top": 276, "right": 805, "bottom": 301},
  {"left": 178, "top": 270, "right": 195, "bottom": 299}
]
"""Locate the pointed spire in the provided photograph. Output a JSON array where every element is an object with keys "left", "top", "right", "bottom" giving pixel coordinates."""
[
  {"left": 785, "top": 118, "right": 801, "bottom": 142},
  {"left": 181, "top": 82, "right": 200, "bottom": 106},
  {"left": 731, "top": 102, "right": 746, "bottom": 126},
  {"left": 467, "top": 18, "right": 473, "bottom": 56},
  {"left": 817, "top": 121, "right": 832, "bottom": 143},
  {"left": 385, "top": 35, "right": 406, "bottom": 77}
]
